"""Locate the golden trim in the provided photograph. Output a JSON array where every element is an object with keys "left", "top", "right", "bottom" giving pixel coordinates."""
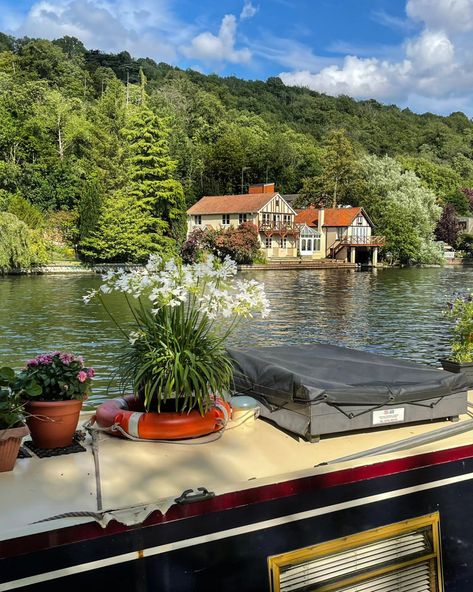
[{"left": 268, "top": 512, "right": 443, "bottom": 592}]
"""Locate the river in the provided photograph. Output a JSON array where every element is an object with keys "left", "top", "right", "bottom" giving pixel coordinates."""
[{"left": 1, "top": 266, "right": 471, "bottom": 405}]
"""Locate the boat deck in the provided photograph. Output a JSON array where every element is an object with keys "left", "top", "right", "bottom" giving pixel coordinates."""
[{"left": 1, "top": 394, "right": 473, "bottom": 541}]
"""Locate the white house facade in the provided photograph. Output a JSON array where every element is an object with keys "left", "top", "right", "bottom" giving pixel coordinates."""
[{"left": 186, "top": 184, "right": 299, "bottom": 259}]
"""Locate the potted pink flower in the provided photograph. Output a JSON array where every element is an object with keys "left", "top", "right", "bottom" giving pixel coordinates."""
[{"left": 20, "top": 352, "right": 94, "bottom": 449}]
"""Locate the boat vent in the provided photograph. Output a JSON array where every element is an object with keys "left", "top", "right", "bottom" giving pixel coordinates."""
[
  {"left": 268, "top": 514, "right": 442, "bottom": 592},
  {"left": 279, "top": 531, "right": 431, "bottom": 591},
  {"left": 337, "top": 562, "right": 432, "bottom": 591}
]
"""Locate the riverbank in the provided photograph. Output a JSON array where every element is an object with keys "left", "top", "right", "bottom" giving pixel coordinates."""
[
  {"left": 4, "top": 257, "right": 473, "bottom": 274},
  {"left": 7, "top": 259, "right": 358, "bottom": 274}
]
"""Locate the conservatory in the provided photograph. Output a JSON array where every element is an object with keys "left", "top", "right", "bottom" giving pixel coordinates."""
[{"left": 298, "top": 223, "right": 321, "bottom": 257}]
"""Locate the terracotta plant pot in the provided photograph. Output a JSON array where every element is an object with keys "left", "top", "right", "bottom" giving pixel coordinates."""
[
  {"left": 25, "top": 400, "right": 83, "bottom": 449},
  {"left": 0, "top": 425, "right": 29, "bottom": 472}
]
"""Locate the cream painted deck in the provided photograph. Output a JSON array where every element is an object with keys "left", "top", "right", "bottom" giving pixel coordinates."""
[{"left": 1, "top": 398, "right": 472, "bottom": 541}]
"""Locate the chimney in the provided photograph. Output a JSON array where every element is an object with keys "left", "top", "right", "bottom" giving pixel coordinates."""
[
  {"left": 318, "top": 208, "right": 325, "bottom": 231},
  {"left": 248, "top": 183, "right": 275, "bottom": 194}
]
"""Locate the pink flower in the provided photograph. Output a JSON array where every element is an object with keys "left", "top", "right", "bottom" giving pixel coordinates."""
[
  {"left": 26, "top": 359, "right": 39, "bottom": 367},
  {"left": 36, "top": 354, "right": 53, "bottom": 365},
  {"left": 87, "top": 367, "right": 95, "bottom": 378},
  {"left": 60, "top": 353, "right": 75, "bottom": 365},
  {"left": 77, "top": 371, "right": 88, "bottom": 383}
]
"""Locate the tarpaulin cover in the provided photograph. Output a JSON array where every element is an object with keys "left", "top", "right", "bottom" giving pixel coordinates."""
[{"left": 228, "top": 344, "right": 469, "bottom": 407}]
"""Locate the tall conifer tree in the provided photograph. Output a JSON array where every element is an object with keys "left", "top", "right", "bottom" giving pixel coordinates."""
[{"left": 124, "top": 107, "right": 187, "bottom": 245}]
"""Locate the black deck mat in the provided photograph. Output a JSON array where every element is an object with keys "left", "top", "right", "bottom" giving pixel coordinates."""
[
  {"left": 23, "top": 431, "right": 87, "bottom": 458},
  {"left": 17, "top": 447, "right": 32, "bottom": 459}
]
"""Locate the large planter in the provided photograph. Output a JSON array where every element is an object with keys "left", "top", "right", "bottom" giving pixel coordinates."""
[
  {"left": 0, "top": 425, "right": 29, "bottom": 472},
  {"left": 25, "top": 400, "right": 83, "bottom": 449},
  {"left": 440, "top": 358, "right": 473, "bottom": 386}
]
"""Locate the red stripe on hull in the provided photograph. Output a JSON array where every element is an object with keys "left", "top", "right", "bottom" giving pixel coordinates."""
[{"left": 3, "top": 442, "right": 473, "bottom": 559}]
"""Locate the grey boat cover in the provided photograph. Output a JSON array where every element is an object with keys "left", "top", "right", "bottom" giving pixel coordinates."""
[{"left": 228, "top": 344, "right": 469, "bottom": 407}]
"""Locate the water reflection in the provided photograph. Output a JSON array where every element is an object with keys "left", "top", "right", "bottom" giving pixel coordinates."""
[{"left": 1, "top": 267, "right": 472, "bottom": 403}]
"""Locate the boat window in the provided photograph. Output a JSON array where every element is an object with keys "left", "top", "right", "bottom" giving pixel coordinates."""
[{"left": 268, "top": 513, "right": 443, "bottom": 592}]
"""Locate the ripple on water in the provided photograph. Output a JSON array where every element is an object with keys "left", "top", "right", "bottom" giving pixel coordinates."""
[{"left": 1, "top": 267, "right": 472, "bottom": 399}]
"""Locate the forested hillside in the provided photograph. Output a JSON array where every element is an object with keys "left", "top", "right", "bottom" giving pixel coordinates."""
[{"left": 0, "top": 32, "right": 472, "bottom": 268}]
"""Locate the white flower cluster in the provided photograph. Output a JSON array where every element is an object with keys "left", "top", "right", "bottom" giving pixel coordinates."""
[{"left": 83, "top": 255, "right": 270, "bottom": 321}]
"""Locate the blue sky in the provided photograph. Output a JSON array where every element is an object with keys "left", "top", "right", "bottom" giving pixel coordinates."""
[{"left": 1, "top": 0, "right": 472, "bottom": 116}]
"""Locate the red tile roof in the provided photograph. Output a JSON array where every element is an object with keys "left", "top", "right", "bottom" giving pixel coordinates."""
[
  {"left": 295, "top": 207, "right": 363, "bottom": 227},
  {"left": 187, "top": 193, "right": 278, "bottom": 215},
  {"left": 294, "top": 207, "right": 318, "bottom": 226}
]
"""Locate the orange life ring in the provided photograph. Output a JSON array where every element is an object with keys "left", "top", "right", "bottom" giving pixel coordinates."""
[{"left": 94, "top": 395, "right": 231, "bottom": 440}]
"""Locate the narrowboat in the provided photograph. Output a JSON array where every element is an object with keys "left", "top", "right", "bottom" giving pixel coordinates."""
[{"left": 1, "top": 344, "right": 473, "bottom": 592}]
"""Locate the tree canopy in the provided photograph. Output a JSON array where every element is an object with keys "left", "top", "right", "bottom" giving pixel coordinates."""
[{"left": 0, "top": 32, "right": 472, "bottom": 265}]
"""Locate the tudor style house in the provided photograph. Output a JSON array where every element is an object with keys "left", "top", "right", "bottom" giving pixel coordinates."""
[
  {"left": 295, "top": 206, "right": 385, "bottom": 265},
  {"left": 187, "top": 183, "right": 298, "bottom": 259}
]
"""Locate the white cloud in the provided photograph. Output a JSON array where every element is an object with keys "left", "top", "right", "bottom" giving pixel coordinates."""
[
  {"left": 406, "top": 0, "right": 473, "bottom": 33},
  {"left": 280, "top": 57, "right": 412, "bottom": 101},
  {"left": 279, "top": 0, "right": 473, "bottom": 115},
  {"left": 405, "top": 29, "right": 454, "bottom": 70},
  {"left": 14, "top": 0, "right": 181, "bottom": 62},
  {"left": 181, "top": 14, "right": 251, "bottom": 64},
  {"left": 251, "top": 35, "right": 337, "bottom": 71},
  {"left": 240, "top": 0, "right": 258, "bottom": 20}
]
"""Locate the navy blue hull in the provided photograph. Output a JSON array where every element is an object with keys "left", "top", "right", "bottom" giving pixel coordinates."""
[{"left": 2, "top": 454, "right": 473, "bottom": 591}]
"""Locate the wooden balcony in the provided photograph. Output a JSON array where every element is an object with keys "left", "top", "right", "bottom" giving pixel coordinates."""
[
  {"left": 258, "top": 222, "right": 300, "bottom": 236},
  {"left": 339, "top": 235, "right": 386, "bottom": 247}
]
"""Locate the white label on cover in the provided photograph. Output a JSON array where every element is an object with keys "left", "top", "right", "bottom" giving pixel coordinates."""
[{"left": 372, "top": 407, "right": 405, "bottom": 425}]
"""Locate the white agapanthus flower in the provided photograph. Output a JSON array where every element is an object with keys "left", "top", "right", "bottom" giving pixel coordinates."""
[{"left": 87, "top": 255, "right": 269, "bottom": 324}]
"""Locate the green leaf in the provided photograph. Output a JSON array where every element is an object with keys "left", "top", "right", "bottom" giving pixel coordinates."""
[
  {"left": 0, "top": 367, "right": 15, "bottom": 383},
  {"left": 24, "top": 380, "right": 42, "bottom": 397}
]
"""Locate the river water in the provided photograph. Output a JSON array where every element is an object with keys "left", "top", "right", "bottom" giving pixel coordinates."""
[{"left": 1, "top": 267, "right": 471, "bottom": 405}]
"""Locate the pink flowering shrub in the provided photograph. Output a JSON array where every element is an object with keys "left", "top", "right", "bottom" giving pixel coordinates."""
[{"left": 20, "top": 352, "right": 94, "bottom": 401}]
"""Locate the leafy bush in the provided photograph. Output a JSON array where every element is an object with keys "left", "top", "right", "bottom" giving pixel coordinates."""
[
  {"left": 458, "top": 233, "right": 473, "bottom": 256},
  {"left": 0, "top": 212, "right": 47, "bottom": 272},
  {"left": 0, "top": 367, "right": 40, "bottom": 429},
  {"left": 181, "top": 222, "right": 260, "bottom": 265},
  {"left": 446, "top": 294, "right": 473, "bottom": 362}
]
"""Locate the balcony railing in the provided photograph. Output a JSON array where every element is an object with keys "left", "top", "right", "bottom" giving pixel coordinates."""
[
  {"left": 339, "top": 235, "right": 386, "bottom": 247},
  {"left": 258, "top": 222, "right": 299, "bottom": 235}
]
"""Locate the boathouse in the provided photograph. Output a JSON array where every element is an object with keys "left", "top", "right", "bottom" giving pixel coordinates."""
[{"left": 295, "top": 206, "right": 385, "bottom": 265}]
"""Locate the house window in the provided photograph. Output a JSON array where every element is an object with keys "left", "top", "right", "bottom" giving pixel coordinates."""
[
  {"left": 239, "top": 213, "right": 248, "bottom": 225},
  {"left": 265, "top": 237, "right": 272, "bottom": 249},
  {"left": 268, "top": 513, "right": 443, "bottom": 592},
  {"left": 283, "top": 214, "right": 291, "bottom": 224},
  {"left": 222, "top": 214, "right": 230, "bottom": 226},
  {"left": 275, "top": 199, "right": 280, "bottom": 208},
  {"left": 262, "top": 213, "right": 270, "bottom": 223},
  {"left": 336, "top": 227, "right": 345, "bottom": 240},
  {"left": 356, "top": 215, "right": 364, "bottom": 225},
  {"left": 193, "top": 215, "right": 202, "bottom": 225},
  {"left": 314, "top": 237, "right": 321, "bottom": 251},
  {"left": 273, "top": 214, "right": 280, "bottom": 223},
  {"left": 280, "top": 237, "right": 287, "bottom": 248}
]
